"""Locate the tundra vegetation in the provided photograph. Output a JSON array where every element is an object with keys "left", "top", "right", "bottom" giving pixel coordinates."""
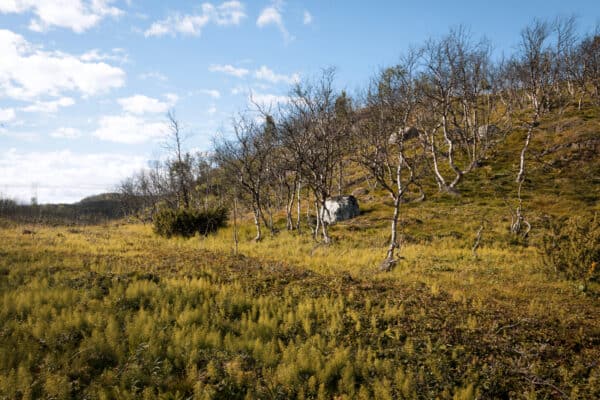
[{"left": 1, "top": 18, "right": 600, "bottom": 399}]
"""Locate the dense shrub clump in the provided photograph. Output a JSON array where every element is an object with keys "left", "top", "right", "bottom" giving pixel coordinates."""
[
  {"left": 541, "top": 213, "right": 600, "bottom": 287},
  {"left": 153, "top": 206, "right": 228, "bottom": 238}
]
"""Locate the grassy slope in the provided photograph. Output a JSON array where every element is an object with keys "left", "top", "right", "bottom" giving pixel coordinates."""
[{"left": 0, "top": 105, "right": 599, "bottom": 399}]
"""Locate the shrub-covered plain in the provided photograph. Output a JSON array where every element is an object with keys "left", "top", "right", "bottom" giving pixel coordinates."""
[{"left": 1, "top": 223, "right": 599, "bottom": 399}]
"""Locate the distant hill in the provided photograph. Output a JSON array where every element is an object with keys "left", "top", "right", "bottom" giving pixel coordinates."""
[
  {"left": 78, "top": 192, "right": 124, "bottom": 204},
  {"left": 0, "top": 192, "right": 141, "bottom": 225}
]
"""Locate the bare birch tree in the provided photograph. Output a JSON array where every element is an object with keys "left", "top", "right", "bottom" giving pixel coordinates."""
[
  {"left": 354, "top": 52, "right": 424, "bottom": 270},
  {"left": 510, "top": 20, "right": 553, "bottom": 236},
  {"left": 417, "top": 27, "right": 496, "bottom": 193},
  {"left": 213, "top": 115, "right": 275, "bottom": 241},
  {"left": 278, "top": 68, "right": 348, "bottom": 244}
]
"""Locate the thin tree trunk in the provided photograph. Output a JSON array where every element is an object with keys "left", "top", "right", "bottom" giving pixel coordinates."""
[
  {"left": 320, "top": 199, "right": 332, "bottom": 244},
  {"left": 233, "top": 196, "right": 239, "bottom": 255},
  {"left": 313, "top": 200, "right": 320, "bottom": 241},
  {"left": 337, "top": 160, "right": 343, "bottom": 196},
  {"left": 516, "top": 123, "right": 534, "bottom": 184},
  {"left": 442, "top": 114, "right": 463, "bottom": 189},
  {"left": 296, "top": 181, "right": 302, "bottom": 233},
  {"left": 511, "top": 180, "right": 531, "bottom": 237},
  {"left": 385, "top": 194, "right": 401, "bottom": 261},
  {"left": 255, "top": 194, "right": 273, "bottom": 235},
  {"left": 429, "top": 133, "right": 447, "bottom": 191},
  {"left": 252, "top": 205, "right": 262, "bottom": 241},
  {"left": 472, "top": 223, "right": 484, "bottom": 259},
  {"left": 285, "top": 179, "right": 296, "bottom": 231}
]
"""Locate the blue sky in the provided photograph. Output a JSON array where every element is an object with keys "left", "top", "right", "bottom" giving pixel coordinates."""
[{"left": 0, "top": 0, "right": 598, "bottom": 203}]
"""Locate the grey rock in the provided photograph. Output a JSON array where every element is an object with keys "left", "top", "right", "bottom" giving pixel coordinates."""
[
  {"left": 320, "top": 195, "right": 360, "bottom": 224},
  {"left": 477, "top": 124, "right": 500, "bottom": 139},
  {"left": 388, "top": 126, "right": 421, "bottom": 144}
]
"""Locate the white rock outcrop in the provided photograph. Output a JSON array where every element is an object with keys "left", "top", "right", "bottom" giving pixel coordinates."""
[{"left": 320, "top": 195, "right": 360, "bottom": 224}]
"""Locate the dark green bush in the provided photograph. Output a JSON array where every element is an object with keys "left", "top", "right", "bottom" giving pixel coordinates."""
[
  {"left": 153, "top": 206, "right": 228, "bottom": 238},
  {"left": 541, "top": 214, "right": 600, "bottom": 286}
]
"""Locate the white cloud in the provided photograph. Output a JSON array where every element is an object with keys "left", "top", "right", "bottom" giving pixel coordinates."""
[
  {"left": 208, "top": 64, "right": 249, "bottom": 77},
  {"left": 254, "top": 65, "right": 299, "bottom": 85},
  {"left": 0, "top": 29, "right": 125, "bottom": 101},
  {"left": 257, "top": 3, "right": 292, "bottom": 42},
  {"left": 303, "top": 10, "right": 312, "bottom": 25},
  {"left": 0, "top": 128, "right": 39, "bottom": 141},
  {"left": 22, "top": 97, "right": 75, "bottom": 113},
  {"left": 204, "top": 1, "right": 246, "bottom": 25},
  {"left": 0, "top": 148, "right": 148, "bottom": 204},
  {"left": 93, "top": 114, "right": 167, "bottom": 144},
  {"left": 139, "top": 71, "right": 168, "bottom": 81},
  {"left": 0, "top": 0, "right": 123, "bottom": 33},
  {"left": 144, "top": 1, "right": 246, "bottom": 37},
  {"left": 165, "top": 93, "right": 179, "bottom": 104},
  {"left": 256, "top": 6, "right": 281, "bottom": 27},
  {"left": 80, "top": 48, "right": 128, "bottom": 63},
  {"left": 117, "top": 94, "right": 177, "bottom": 114},
  {"left": 0, "top": 108, "right": 16, "bottom": 122},
  {"left": 200, "top": 89, "right": 221, "bottom": 98},
  {"left": 207, "top": 105, "right": 217, "bottom": 115},
  {"left": 50, "top": 127, "right": 81, "bottom": 139},
  {"left": 250, "top": 92, "right": 290, "bottom": 108}
]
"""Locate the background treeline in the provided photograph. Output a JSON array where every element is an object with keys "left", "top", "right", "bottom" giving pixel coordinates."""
[{"left": 0, "top": 194, "right": 134, "bottom": 225}]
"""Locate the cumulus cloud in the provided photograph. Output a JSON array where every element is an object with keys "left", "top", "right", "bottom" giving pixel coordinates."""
[
  {"left": 144, "top": 1, "right": 246, "bottom": 37},
  {"left": 0, "top": 0, "right": 123, "bottom": 33},
  {"left": 254, "top": 65, "right": 299, "bottom": 85},
  {"left": 0, "top": 148, "right": 148, "bottom": 204},
  {"left": 22, "top": 97, "right": 75, "bottom": 113},
  {"left": 0, "top": 108, "right": 16, "bottom": 122},
  {"left": 117, "top": 94, "right": 177, "bottom": 115},
  {"left": 93, "top": 115, "right": 167, "bottom": 144},
  {"left": 257, "top": 2, "right": 292, "bottom": 42},
  {"left": 303, "top": 10, "right": 312, "bottom": 25},
  {"left": 0, "top": 29, "right": 125, "bottom": 101},
  {"left": 208, "top": 64, "right": 249, "bottom": 77},
  {"left": 50, "top": 127, "right": 81, "bottom": 139}
]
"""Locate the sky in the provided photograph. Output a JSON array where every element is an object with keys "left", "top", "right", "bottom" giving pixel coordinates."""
[{"left": 0, "top": 0, "right": 598, "bottom": 204}]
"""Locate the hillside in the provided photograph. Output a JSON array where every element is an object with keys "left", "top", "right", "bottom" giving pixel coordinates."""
[{"left": 0, "top": 105, "right": 599, "bottom": 399}]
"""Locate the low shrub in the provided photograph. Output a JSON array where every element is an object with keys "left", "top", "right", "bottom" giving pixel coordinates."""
[
  {"left": 153, "top": 206, "right": 228, "bottom": 238},
  {"left": 541, "top": 213, "right": 600, "bottom": 287}
]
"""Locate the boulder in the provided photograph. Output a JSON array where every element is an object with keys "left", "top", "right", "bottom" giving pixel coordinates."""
[
  {"left": 477, "top": 124, "right": 500, "bottom": 139},
  {"left": 388, "top": 126, "right": 420, "bottom": 144},
  {"left": 320, "top": 195, "right": 360, "bottom": 224}
]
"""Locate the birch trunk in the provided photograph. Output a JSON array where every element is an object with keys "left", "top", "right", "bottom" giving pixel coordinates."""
[
  {"left": 296, "top": 181, "right": 302, "bottom": 233},
  {"left": 385, "top": 194, "right": 402, "bottom": 261},
  {"left": 252, "top": 205, "right": 262, "bottom": 241},
  {"left": 233, "top": 196, "right": 239, "bottom": 255}
]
